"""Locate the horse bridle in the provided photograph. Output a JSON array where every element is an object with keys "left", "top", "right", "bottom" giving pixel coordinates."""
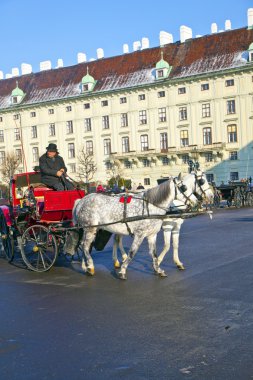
[
  {"left": 173, "top": 178, "right": 196, "bottom": 210},
  {"left": 173, "top": 173, "right": 211, "bottom": 206},
  {"left": 193, "top": 173, "right": 211, "bottom": 201}
]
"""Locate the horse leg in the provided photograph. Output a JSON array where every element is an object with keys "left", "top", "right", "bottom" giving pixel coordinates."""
[
  {"left": 148, "top": 234, "right": 167, "bottom": 277},
  {"left": 157, "top": 223, "right": 173, "bottom": 266},
  {"left": 81, "top": 227, "right": 97, "bottom": 275},
  {"left": 172, "top": 220, "right": 185, "bottom": 270},
  {"left": 118, "top": 235, "right": 144, "bottom": 280},
  {"left": 113, "top": 235, "right": 128, "bottom": 269}
]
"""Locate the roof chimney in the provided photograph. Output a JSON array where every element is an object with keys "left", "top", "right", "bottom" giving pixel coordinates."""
[
  {"left": 77, "top": 53, "right": 87, "bottom": 63},
  {"left": 196, "top": 35, "right": 202, "bottom": 38},
  {"left": 159, "top": 31, "right": 173, "bottom": 46},
  {"left": 123, "top": 44, "right": 129, "bottom": 54},
  {"left": 6, "top": 74, "right": 12, "bottom": 79},
  {"left": 21, "top": 63, "right": 32, "bottom": 75},
  {"left": 141, "top": 37, "right": 149, "bottom": 49},
  {"left": 211, "top": 23, "right": 218, "bottom": 34},
  {"left": 133, "top": 41, "right": 141, "bottom": 51},
  {"left": 40, "top": 60, "right": 52, "bottom": 71},
  {"left": 0, "top": 71, "right": 3, "bottom": 80},
  {"left": 180, "top": 25, "right": 192, "bottom": 43},
  {"left": 248, "top": 8, "right": 253, "bottom": 29},
  {"left": 11, "top": 67, "right": 19, "bottom": 77},
  {"left": 97, "top": 48, "right": 104, "bottom": 59},
  {"left": 57, "top": 59, "right": 64, "bottom": 68},
  {"left": 225, "top": 20, "right": 231, "bottom": 30},
  {"left": 89, "top": 58, "right": 96, "bottom": 61}
]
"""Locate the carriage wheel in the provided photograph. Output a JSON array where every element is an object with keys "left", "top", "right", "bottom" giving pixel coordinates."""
[
  {"left": 0, "top": 213, "right": 14, "bottom": 262},
  {"left": 20, "top": 225, "right": 58, "bottom": 272}
]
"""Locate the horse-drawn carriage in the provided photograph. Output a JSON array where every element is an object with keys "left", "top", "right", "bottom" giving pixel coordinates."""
[
  {"left": 215, "top": 181, "right": 253, "bottom": 208},
  {"left": 0, "top": 171, "right": 85, "bottom": 271}
]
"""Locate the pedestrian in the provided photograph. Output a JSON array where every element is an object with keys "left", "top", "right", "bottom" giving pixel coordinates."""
[
  {"left": 112, "top": 183, "right": 120, "bottom": 194},
  {"left": 39, "top": 143, "right": 75, "bottom": 191},
  {"left": 96, "top": 184, "right": 105, "bottom": 193},
  {"left": 136, "top": 183, "right": 145, "bottom": 190}
]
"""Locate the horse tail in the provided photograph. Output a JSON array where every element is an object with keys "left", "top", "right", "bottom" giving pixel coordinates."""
[{"left": 72, "top": 198, "right": 82, "bottom": 225}]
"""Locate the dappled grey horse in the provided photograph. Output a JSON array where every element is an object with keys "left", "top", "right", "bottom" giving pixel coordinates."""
[{"left": 73, "top": 170, "right": 213, "bottom": 279}]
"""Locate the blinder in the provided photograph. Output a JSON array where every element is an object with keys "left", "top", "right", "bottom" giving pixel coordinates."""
[
  {"left": 179, "top": 184, "right": 187, "bottom": 193},
  {"left": 197, "top": 178, "right": 205, "bottom": 186}
]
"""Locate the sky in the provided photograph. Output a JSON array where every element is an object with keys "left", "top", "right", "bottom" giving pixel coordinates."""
[{"left": 0, "top": 0, "right": 252, "bottom": 76}]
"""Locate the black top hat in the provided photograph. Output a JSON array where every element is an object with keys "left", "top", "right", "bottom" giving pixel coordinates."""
[{"left": 46, "top": 143, "right": 58, "bottom": 152}]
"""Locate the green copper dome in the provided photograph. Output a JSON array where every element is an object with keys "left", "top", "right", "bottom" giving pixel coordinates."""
[
  {"left": 81, "top": 68, "right": 95, "bottom": 84},
  {"left": 248, "top": 42, "right": 253, "bottom": 50},
  {"left": 156, "top": 58, "right": 170, "bottom": 70},
  {"left": 12, "top": 84, "right": 24, "bottom": 97}
]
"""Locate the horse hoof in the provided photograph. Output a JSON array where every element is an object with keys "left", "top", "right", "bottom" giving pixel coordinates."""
[
  {"left": 122, "top": 254, "right": 128, "bottom": 262},
  {"left": 114, "top": 260, "right": 121, "bottom": 269},
  {"left": 159, "top": 271, "right": 167, "bottom": 278},
  {"left": 177, "top": 264, "right": 185, "bottom": 270},
  {"left": 118, "top": 272, "right": 127, "bottom": 280},
  {"left": 87, "top": 267, "right": 95, "bottom": 276}
]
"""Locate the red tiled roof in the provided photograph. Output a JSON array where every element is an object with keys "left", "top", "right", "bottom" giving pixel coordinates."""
[{"left": 0, "top": 27, "right": 252, "bottom": 109}]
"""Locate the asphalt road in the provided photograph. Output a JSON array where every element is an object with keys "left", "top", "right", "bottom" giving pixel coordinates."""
[{"left": 0, "top": 207, "right": 253, "bottom": 380}]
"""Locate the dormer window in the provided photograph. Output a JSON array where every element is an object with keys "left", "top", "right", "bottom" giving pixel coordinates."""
[
  {"left": 81, "top": 67, "right": 96, "bottom": 93},
  {"left": 155, "top": 52, "right": 172, "bottom": 80},
  {"left": 248, "top": 43, "right": 253, "bottom": 62},
  {"left": 11, "top": 82, "right": 25, "bottom": 105}
]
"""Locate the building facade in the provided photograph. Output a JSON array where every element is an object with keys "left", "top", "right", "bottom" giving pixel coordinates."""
[{"left": 0, "top": 23, "right": 253, "bottom": 187}]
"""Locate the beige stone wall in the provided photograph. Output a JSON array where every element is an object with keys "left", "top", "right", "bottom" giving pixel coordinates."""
[{"left": 0, "top": 69, "right": 253, "bottom": 187}]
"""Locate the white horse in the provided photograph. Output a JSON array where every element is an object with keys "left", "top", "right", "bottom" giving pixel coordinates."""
[{"left": 73, "top": 170, "right": 213, "bottom": 280}]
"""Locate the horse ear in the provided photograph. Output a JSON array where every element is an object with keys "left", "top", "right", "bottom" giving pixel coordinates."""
[{"left": 178, "top": 172, "right": 182, "bottom": 180}]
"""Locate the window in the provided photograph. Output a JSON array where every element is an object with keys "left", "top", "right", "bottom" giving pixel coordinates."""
[
  {"left": 32, "top": 147, "right": 39, "bottom": 162},
  {"left": 202, "top": 103, "right": 211, "bottom": 118},
  {"left": 102, "top": 115, "right": 110, "bottom": 129},
  {"left": 158, "top": 107, "right": 166, "bottom": 122},
  {"left": 0, "top": 130, "right": 4, "bottom": 143},
  {"left": 86, "top": 140, "right": 93, "bottom": 155},
  {"left": 230, "top": 172, "right": 239, "bottom": 181},
  {"left": 161, "top": 157, "right": 169, "bottom": 166},
  {"left": 105, "top": 161, "right": 112, "bottom": 170},
  {"left": 30, "top": 111, "right": 36, "bottom": 118},
  {"left": 69, "top": 163, "right": 76, "bottom": 173},
  {"left": 124, "top": 160, "right": 132, "bottom": 169},
  {"left": 143, "top": 159, "right": 150, "bottom": 167},
  {"left": 82, "top": 84, "right": 89, "bottom": 92},
  {"left": 66, "top": 105, "right": 72, "bottom": 112},
  {"left": 13, "top": 114, "right": 19, "bottom": 120},
  {"left": 160, "top": 132, "right": 168, "bottom": 151},
  {"left": 104, "top": 139, "right": 111, "bottom": 155},
  {"left": 121, "top": 113, "right": 128, "bottom": 127},
  {"left": 140, "top": 134, "right": 149, "bottom": 151},
  {"left": 101, "top": 100, "right": 108, "bottom": 107},
  {"left": 0, "top": 117, "right": 3, "bottom": 122},
  {"left": 48, "top": 108, "right": 54, "bottom": 114},
  {"left": 138, "top": 94, "right": 145, "bottom": 101},
  {"left": 227, "top": 125, "right": 237, "bottom": 143},
  {"left": 84, "top": 118, "right": 92, "bottom": 132},
  {"left": 12, "top": 97, "right": 18, "bottom": 104},
  {"left": 178, "top": 87, "right": 186, "bottom": 94},
  {"left": 225, "top": 79, "right": 234, "bottom": 87},
  {"left": 14, "top": 128, "right": 20, "bottom": 140},
  {"left": 157, "top": 70, "right": 164, "bottom": 78},
  {"left": 68, "top": 143, "right": 75, "bottom": 158},
  {"left": 206, "top": 173, "right": 214, "bottom": 183},
  {"left": 179, "top": 106, "right": 187, "bottom": 121},
  {"left": 205, "top": 153, "right": 213, "bottom": 162},
  {"left": 84, "top": 103, "right": 90, "bottom": 109},
  {"left": 180, "top": 130, "right": 189, "bottom": 147},
  {"left": 182, "top": 154, "right": 189, "bottom": 164},
  {"left": 158, "top": 91, "right": 165, "bottom": 98},
  {"left": 144, "top": 178, "right": 150, "bottom": 186},
  {"left": 229, "top": 151, "right": 238, "bottom": 160},
  {"left": 139, "top": 110, "right": 147, "bottom": 125},
  {"left": 66, "top": 120, "right": 73, "bottom": 134},
  {"left": 122, "top": 136, "right": 130, "bottom": 153},
  {"left": 15, "top": 149, "right": 22, "bottom": 162},
  {"left": 203, "top": 127, "right": 212, "bottom": 145},
  {"left": 201, "top": 83, "right": 209, "bottom": 91},
  {"left": 49, "top": 123, "right": 55, "bottom": 136},
  {"left": 0, "top": 151, "right": 5, "bottom": 165},
  {"left": 31, "top": 126, "right": 37, "bottom": 139},
  {"left": 120, "top": 97, "right": 127, "bottom": 104},
  {"left": 227, "top": 100, "right": 236, "bottom": 114}
]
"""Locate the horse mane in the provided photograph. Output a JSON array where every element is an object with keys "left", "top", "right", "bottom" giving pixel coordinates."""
[{"left": 145, "top": 179, "right": 172, "bottom": 206}]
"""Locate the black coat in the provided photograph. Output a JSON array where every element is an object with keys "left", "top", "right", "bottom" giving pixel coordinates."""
[{"left": 39, "top": 153, "right": 67, "bottom": 187}]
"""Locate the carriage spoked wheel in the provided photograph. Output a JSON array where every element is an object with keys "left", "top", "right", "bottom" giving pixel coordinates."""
[
  {"left": 0, "top": 214, "right": 14, "bottom": 262},
  {"left": 20, "top": 225, "right": 58, "bottom": 272}
]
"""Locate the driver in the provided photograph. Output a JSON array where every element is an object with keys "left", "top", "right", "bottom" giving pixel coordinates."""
[{"left": 39, "top": 143, "right": 74, "bottom": 191}]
